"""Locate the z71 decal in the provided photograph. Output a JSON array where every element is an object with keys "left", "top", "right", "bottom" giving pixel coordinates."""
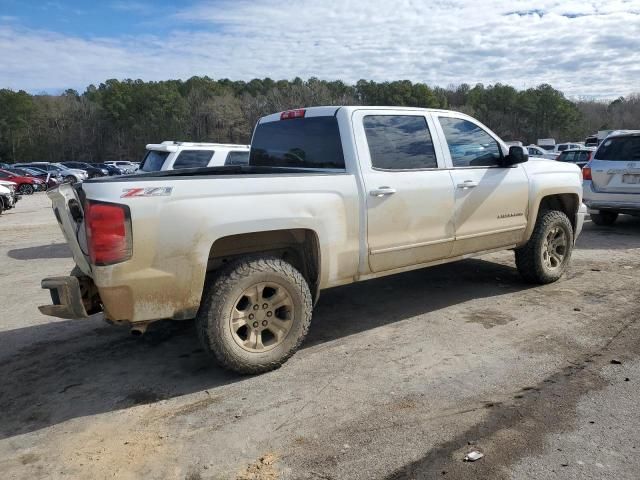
[{"left": 121, "top": 187, "right": 173, "bottom": 198}]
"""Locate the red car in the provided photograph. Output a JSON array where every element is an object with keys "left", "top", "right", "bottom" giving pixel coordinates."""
[{"left": 0, "top": 169, "right": 46, "bottom": 195}]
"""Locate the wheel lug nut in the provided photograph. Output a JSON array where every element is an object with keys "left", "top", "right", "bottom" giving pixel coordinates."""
[
  {"left": 262, "top": 320, "right": 268, "bottom": 327},
  {"left": 253, "top": 321, "right": 259, "bottom": 328},
  {"left": 266, "top": 311, "right": 273, "bottom": 317},
  {"left": 253, "top": 305, "right": 259, "bottom": 310},
  {"left": 262, "top": 303, "right": 269, "bottom": 309},
  {"left": 249, "top": 314, "right": 254, "bottom": 320}
]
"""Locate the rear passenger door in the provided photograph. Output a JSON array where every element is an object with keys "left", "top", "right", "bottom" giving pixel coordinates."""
[
  {"left": 433, "top": 114, "right": 529, "bottom": 256},
  {"left": 353, "top": 110, "right": 456, "bottom": 273}
]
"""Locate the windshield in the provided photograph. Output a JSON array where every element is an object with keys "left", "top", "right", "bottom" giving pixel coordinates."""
[
  {"left": 250, "top": 116, "right": 345, "bottom": 169},
  {"left": 141, "top": 150, "right": 170, "bottom": 172},
  {"left": 595, "top": 136, "right": 640, "bottom": 161},
  {"left": 539, "top": 145, "right": 555, "bottom": 151}
]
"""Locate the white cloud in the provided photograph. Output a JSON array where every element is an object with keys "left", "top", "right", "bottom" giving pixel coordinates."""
[{"left": 1, "top": 0, "right": 639, "bottom": 98}]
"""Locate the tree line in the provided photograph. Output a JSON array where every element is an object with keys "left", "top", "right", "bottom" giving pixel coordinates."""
[{"left": 0, "top": 77, "right": 638, "bottom": 163}]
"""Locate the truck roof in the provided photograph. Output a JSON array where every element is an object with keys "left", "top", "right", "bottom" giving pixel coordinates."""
[{"left": 258, "top": 106, "right": 460, "bottom": 124}]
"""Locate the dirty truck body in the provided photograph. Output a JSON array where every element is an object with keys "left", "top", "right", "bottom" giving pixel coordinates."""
[{"left": 41, "top": 106, "right": 586, "bottom": 373}]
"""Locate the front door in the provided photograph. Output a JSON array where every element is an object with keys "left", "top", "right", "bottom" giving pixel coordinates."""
[
  {"left": 434, "top": 114, "right": 529, "bottom": 256},
  {"left": 353, "top": 110, "right": 456, "bottom": 273}
]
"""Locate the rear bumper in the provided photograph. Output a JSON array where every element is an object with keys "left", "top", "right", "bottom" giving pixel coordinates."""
[
  {"left": 38, "top": 276, "right": 90, "bottom": 319},
  {"left": 583, "top": 181, "right": 640, "bottom": 213}
]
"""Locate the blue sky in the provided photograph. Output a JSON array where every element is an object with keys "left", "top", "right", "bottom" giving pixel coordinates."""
[
  {"left": 1, "top": 0, "right": 639, "bottom": 98},
  {"left": 0, "top": 0, "right": 197, "bottom": 36}
]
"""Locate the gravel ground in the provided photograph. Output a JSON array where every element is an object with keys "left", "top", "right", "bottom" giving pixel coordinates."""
[{"left": 0, "top": 193, "right": 639, "bottom": 480}]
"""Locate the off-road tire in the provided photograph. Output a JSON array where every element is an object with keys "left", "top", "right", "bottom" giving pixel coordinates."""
[
  {"left": 590, "top": 211, "right": 618, "bottom": 226},
  {"left": 197, "top": 256, "right": 312, "bottom": 374},
  {"left": 515, "top": 210, "right": 574, "bottom": 284}
]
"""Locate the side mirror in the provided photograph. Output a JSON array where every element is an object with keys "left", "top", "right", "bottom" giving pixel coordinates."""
[{"left": 503, "top": 145, "right": 529, "bottom": 166}]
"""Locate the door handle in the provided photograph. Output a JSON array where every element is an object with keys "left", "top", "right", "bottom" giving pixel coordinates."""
[
  {"left": 369, "top": 186, "right": 397, "bottom": 197},
  {"left": 456, "top": 180, "right": 478, "bottom": 189}
]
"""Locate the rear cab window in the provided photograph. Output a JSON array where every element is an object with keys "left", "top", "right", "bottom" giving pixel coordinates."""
[
  {"left": 595, "top": 136, "right": 640, "bottom": 161},
  {"left": 250, "top": 116, "right": 345, "bottom": 169},
  {"left": 141, "top": 150, "right": 170, "bottom": 172}
]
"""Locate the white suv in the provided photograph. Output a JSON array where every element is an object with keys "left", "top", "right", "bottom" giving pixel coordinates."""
[
  {"left": 140, "top": 142, "right": 250, "bottom": 172},
  {"left": 583, "top": 131, "right": 640, "bottom": 225}
]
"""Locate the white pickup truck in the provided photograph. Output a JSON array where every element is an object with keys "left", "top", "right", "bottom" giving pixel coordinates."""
[{"left": 40, "top": 106, "right": 586, "bottom": 374}]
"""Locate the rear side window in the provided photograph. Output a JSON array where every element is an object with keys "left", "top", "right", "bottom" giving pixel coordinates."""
[
  {"left": 559, "top": 151, "right": 576, "bottom": 162},
  {"left": 173, "top": 150, "right": 214, "bottom": 169},
  {"left": 363, "top": 115, "right": 437, "bottom": 170},
  {"left": 141, "top": 151, "right": 170, "bottom": 172},
  {"left": 225, "top": 151, "right": 249, "bottom": 166},
  {"left": 250, "top": 117, "right": 345, "bottom": 169},
  {"left": 577, "top": 151, "right": 590, "bottom": 162},
  {"left": 439, "top": 117, "right": 502, "bottom": 167},
  {"left": 596, "top": 136, "right": 640, "bottom": 161}
]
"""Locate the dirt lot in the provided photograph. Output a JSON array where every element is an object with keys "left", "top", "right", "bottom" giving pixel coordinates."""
[{"left": 1, "top": 193, "right": 639, "bottom": 480}]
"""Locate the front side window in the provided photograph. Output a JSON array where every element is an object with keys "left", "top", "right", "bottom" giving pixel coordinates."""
[
  {"left": 173, "top": 150, "right": 214, "bottom": 169},
  {"left": 363, "top": 115, "right": 437, "bottom": 170},
  {"left": 438, "top": 117, "right": 502, "bottom": 167},
  {"left": 225, "top": 151, "right": 250, "bottom": 166}
]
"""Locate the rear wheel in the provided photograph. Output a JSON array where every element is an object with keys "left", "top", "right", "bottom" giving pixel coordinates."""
[
  {"left": 515, "top": 210, "right": 574, "bottom": 284},
  {"left": 590, "top": 211, "right": 618, "bottom": 226},
  {"left": 197, "top": 256, "right": 312, "bottom": 374},
  {"left": 18, "top": 184, "right": 34, "bottom": 195}
]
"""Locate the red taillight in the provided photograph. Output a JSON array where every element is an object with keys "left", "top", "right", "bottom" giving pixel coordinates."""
[
  {"left": 582, "top": 165, "right": 592, "bottom": 181},
  {"left": 85, "top": 201, "right": 132, "bottom": 265},
  {"left": 280, "top": 109, "right": 306, "bottom": 120}
]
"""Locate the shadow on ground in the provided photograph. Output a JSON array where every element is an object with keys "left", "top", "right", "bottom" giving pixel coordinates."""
[
  {"left": 0, "top": 258, "right": 531, "bottom": 440},
  {"left": 7, "top": 243, "right": 72, "bottom": 260},
  {"left": 577, "top": 215, "right": 640, "bottom": 251}
]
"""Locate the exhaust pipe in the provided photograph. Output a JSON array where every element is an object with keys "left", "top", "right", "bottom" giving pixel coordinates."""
[{"left": 130, "top": 322, "right": 151, "bottom": 336}]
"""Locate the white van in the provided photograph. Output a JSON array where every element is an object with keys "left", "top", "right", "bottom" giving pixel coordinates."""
[{"left": 140, "top": 142, "right": 250, "bottom": 172}]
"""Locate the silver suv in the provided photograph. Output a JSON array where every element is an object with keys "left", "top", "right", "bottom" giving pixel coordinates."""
[{"left": 583, "top": 131, "right": 640, "bottom": 225}]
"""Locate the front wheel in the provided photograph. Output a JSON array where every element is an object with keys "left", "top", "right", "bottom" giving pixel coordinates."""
[
  {"left": 18, "top": 184, "right": 34, "bottom": 195},
  {"left": 591, "top": 211, "right": 618, "bottom": 226},
  {"left": 515, "top": 210, "right": 574, "bottom": 284},
  {"left": 65, "top": 176, "right": 77, "bottom": 184},
  {"left": 197, "top": 256, "right": 312, "bottom": 374}
]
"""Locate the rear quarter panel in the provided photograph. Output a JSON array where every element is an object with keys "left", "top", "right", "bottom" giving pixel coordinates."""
[{"left": 83, "top": 174, "right": 360, "bottom": 322}]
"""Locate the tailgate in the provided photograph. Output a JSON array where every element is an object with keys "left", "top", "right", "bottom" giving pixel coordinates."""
[
  {"left": 591, "top": 136, "right": 640, "bottom": 193},
  {"left": 591, "top": 159, "right": 640, "bottom": 193},
  {"left": 48, "top": 184, "right": 92, "bottom": 275}
]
